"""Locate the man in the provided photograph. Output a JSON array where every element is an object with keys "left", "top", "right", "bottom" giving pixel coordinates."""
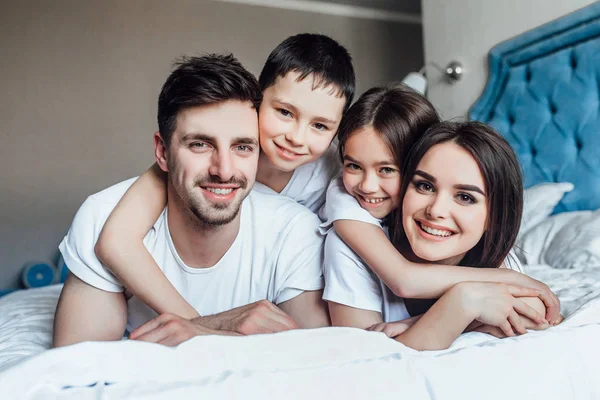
[{"left": 53, "top": 54, "right": 329, "bottom": 347}]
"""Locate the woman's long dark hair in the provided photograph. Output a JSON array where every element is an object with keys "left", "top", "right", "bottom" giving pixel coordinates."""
[{"left": 400, "top": 121, "right": 524, "bottom": 316}]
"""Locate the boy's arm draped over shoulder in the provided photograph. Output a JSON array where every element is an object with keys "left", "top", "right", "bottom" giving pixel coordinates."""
[{"left": 94, "top": 164, "right": 199, "bottom": 319}]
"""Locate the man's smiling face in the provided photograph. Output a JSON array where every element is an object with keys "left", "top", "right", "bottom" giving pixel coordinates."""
[{"left": 158, "top": 100, "right": 259, "bottom": 226}]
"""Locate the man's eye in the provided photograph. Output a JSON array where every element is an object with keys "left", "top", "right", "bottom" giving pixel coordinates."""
[
  {"left": 190, "top": 142, "right": 206, "bottom": 148},
  {"left": 278, "top": 109, "right": 292, "bottom": 117},
  {"left": 236, "top": 145, "right": 253, "bottom": 152}
]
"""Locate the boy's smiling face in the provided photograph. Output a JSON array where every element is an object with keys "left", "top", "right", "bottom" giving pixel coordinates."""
[{"left": 258, "top": 71, "right": 346, "bottom": 172}]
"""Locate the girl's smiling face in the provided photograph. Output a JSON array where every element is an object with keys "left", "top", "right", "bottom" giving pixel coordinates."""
[
  {"left": 342, "top": 127, "right": 401, "bottom": 219},
  {"left": 402, "top": 141, "right": 488, "bottom": 265}
]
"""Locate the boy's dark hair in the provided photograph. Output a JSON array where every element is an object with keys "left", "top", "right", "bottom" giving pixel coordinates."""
[
  {"left": 158, "top": 53, "right": 262, "bottom": 148},
  {"left": 259, "top": 33, "right": 355, "bottom": 113}
]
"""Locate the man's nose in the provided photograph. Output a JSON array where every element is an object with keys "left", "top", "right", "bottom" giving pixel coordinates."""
[{"left": 208, "top": 150, "right": 234, "bottom": 181}]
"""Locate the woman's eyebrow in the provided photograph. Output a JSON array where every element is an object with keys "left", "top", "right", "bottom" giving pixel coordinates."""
[
  {"left": 414, "top": 170, "right": 435, "bottom": 182},
  {"left": 455, "top": 184, "right": 486, "bottom": 196}
]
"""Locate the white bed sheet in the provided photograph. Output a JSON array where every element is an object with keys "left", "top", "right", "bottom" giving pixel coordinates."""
[{"left": 0, "top": 266, "right": 599, "bottom": 399}]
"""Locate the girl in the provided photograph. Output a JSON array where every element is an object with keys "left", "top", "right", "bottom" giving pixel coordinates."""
[{"left": 324, "top": 118, "right": 549, "bottom": 350}]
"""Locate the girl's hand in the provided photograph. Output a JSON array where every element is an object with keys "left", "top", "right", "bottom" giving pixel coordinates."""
[{"left": 456, "top": 282, "right": 547, "bottom": 337}]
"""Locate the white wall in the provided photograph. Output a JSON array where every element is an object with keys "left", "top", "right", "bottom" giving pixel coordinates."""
[
  {"left": 422, "top": 0, "right": 597, "bottom": 119},
  {"left": 0, "top": 0, "right": 423, "bottom": 288}
]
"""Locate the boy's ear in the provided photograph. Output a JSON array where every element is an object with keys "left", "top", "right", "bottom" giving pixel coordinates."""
[{"left": 154, "top": 131, "right": 169, "bottom": 172}]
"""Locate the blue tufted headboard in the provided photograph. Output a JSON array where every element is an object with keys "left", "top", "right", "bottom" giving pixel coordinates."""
[{"left": 470, "top": 3, "right": 600, "bottom": 213}]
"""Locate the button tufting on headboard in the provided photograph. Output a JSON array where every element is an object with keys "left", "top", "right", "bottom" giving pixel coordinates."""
[{"left": 469, "top": 2, "right": 600, "bottom": 213}]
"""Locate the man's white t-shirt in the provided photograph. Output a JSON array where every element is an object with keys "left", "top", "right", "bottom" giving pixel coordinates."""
[
  {"left": 321, "top": 176, "right": 523, "bottom": 322},
  {"left": 253, "top": 144, "right": 341, "bottom": 214},
  {"left": 59, "top": 178, "right": 325, "bottom": 332}
]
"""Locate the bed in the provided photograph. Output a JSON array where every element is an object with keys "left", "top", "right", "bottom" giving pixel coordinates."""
[{"left": 1, "top": 3, "right": 600, "bottom": 399}]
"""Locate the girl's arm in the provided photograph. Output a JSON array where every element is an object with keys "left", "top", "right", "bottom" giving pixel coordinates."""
[
  {"left": 333, "top": 220, "right": 559, "bottom": 324},
  {"left": 95, "top": 163, "right": 199, "bottom": 319}
]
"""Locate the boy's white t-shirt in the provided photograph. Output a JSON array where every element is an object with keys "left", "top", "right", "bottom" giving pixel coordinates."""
[
  {"left": 59, "top": 178, "right": 325, "bottom": 332},
  {"left": 253, "top": 144, "right": 341, "bottom": 214},
  {"left": 321, "top": 176, "right": 523, "bottom": 322}
]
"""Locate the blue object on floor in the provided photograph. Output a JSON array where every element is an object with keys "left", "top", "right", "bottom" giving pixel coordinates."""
[{"left": 21, "top": 261, "right": 56, "bottom": 288}]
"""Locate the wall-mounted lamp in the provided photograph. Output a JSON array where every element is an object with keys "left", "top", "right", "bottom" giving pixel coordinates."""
[{"left": 401, "top": 60, "right": 465, "bottom": 96}]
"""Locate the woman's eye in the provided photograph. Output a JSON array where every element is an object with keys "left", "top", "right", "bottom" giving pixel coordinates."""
[
  {"left": 345, "top": 163, "right": 361, "bottom": 171},
  {"left": 278, "top": 109, "right": 292, "bottom": 117},
  {"left": 415, "top": 181, "right": 434, "bottom": 192},
  {"left": 380, "top": 167, "right": 396, "bottom": 174},
  {"left": 457, "top": 193, "right": 476, "bottom": 204},
  {"left": 313, "top": 123, "right": 328, "bottom": 131}
]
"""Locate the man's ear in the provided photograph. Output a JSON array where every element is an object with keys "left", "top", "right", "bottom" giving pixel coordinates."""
[{"left": 154, "top": 132, "right": 169, "bottom": 172}]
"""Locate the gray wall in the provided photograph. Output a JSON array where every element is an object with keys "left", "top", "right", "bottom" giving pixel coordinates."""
[
  {"left": 422, "top": 0, "right": 596, "bottom": 119},
  {"left": 0, "top": 0, "right": 423, "bottom": 287}
]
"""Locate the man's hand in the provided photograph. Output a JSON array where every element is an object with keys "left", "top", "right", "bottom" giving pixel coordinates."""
[
  {"left": 195, "top": 300, "right": 298, "bottom": 335},
  {"left": 130, "top": 313, "right": 238, "bottom": 346}
]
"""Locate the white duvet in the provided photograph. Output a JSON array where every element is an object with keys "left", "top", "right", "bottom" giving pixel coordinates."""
[{"left": 0, "top": 265, "right": 599, "bottom": 400}]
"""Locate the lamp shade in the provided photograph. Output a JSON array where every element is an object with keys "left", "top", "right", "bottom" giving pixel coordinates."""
[{"left": 401, "top": 72, "right": 427, "bottom": 95}]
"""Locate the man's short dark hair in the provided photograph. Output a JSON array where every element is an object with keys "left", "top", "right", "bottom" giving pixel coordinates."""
[
  {"left": 158, "top": 53, "right": 262, "bottom": 148},
  {"left": 258, "top": 33, "right": 355, "bottom": 113}
]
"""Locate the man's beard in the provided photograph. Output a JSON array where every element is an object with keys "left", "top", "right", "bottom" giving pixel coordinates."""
[{"left": 185, "top": 174, "right": 248, "bottom": 227}]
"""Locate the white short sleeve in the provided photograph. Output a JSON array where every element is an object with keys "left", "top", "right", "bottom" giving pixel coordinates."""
[
  {"left": 272, "top": 211, "right": 325, "bottom": 304},
  {"left": 318, "top": 175, "right": 381, "bottom": 234},
  {"left": 59, "top": 196, "right": 124, "bottom": 292},
  {"left": 322, "top": 230, "right": 383, "bottom": 313}
]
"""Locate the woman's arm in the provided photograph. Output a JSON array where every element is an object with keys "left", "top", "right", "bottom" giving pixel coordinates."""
[
  {"left": 391, "top": 282, "right": 542, "bottom": 350},
  {"left": 95, "top": 163, "right": 199, "bottom": 319},
  {"left": 333, "top": 220, "right": 558, "bottom": 324}
]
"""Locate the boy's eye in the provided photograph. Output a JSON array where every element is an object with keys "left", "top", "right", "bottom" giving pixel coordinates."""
[
  {"left": 345, "top": 163, "right": 361, "bottom": 171},
  {"left": 277, "top": 109, "right": 292, "bottom": 118},
  {"left": 414, "top": 180, "right": 434, "bottom": 192},
  {"left": 456, "top": 193, "right": 476, "bottom": 204}
]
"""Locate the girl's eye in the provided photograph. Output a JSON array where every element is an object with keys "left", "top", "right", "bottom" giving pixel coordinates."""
[
  {"left": 380, "top": 167, "right": 396, "bottom": 174},
  {"left": 345, "top": 163, "right": 361, "bottom": 171},
  {"left": 414, "top": 180, "right": 434, "bottom": 192},
  {"left": 278, "top": 109, "right": 292, "bottom": 118},
  {"left": 457, "top": 193, "right": 476, "bottom": 204},
  {"left": 313, "top": 123, "right": 328, "bottom": 131}
]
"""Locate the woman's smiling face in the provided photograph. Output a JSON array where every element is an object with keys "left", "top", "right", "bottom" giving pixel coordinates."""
[
  {"left": 402, "top": 141, "right": 488, "bottom": 265},
  {"left": 342, "top": 127, "right": 401, "bottom": 219}
]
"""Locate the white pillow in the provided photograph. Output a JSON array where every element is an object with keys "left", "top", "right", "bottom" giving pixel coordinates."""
[
  {"left": 519, "top": 182, "right": 574, "bottom": 236},
  {"left": 515, "top": 210, "right": 600, "bottom": 269}
]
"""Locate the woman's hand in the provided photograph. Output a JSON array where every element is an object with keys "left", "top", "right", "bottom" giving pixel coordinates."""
[
  {"left": 366, "top": 315, "right": 421, "bottom": 338},
  {"left": 456, "top": 282, "right": 547, "bottom": 337}
]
